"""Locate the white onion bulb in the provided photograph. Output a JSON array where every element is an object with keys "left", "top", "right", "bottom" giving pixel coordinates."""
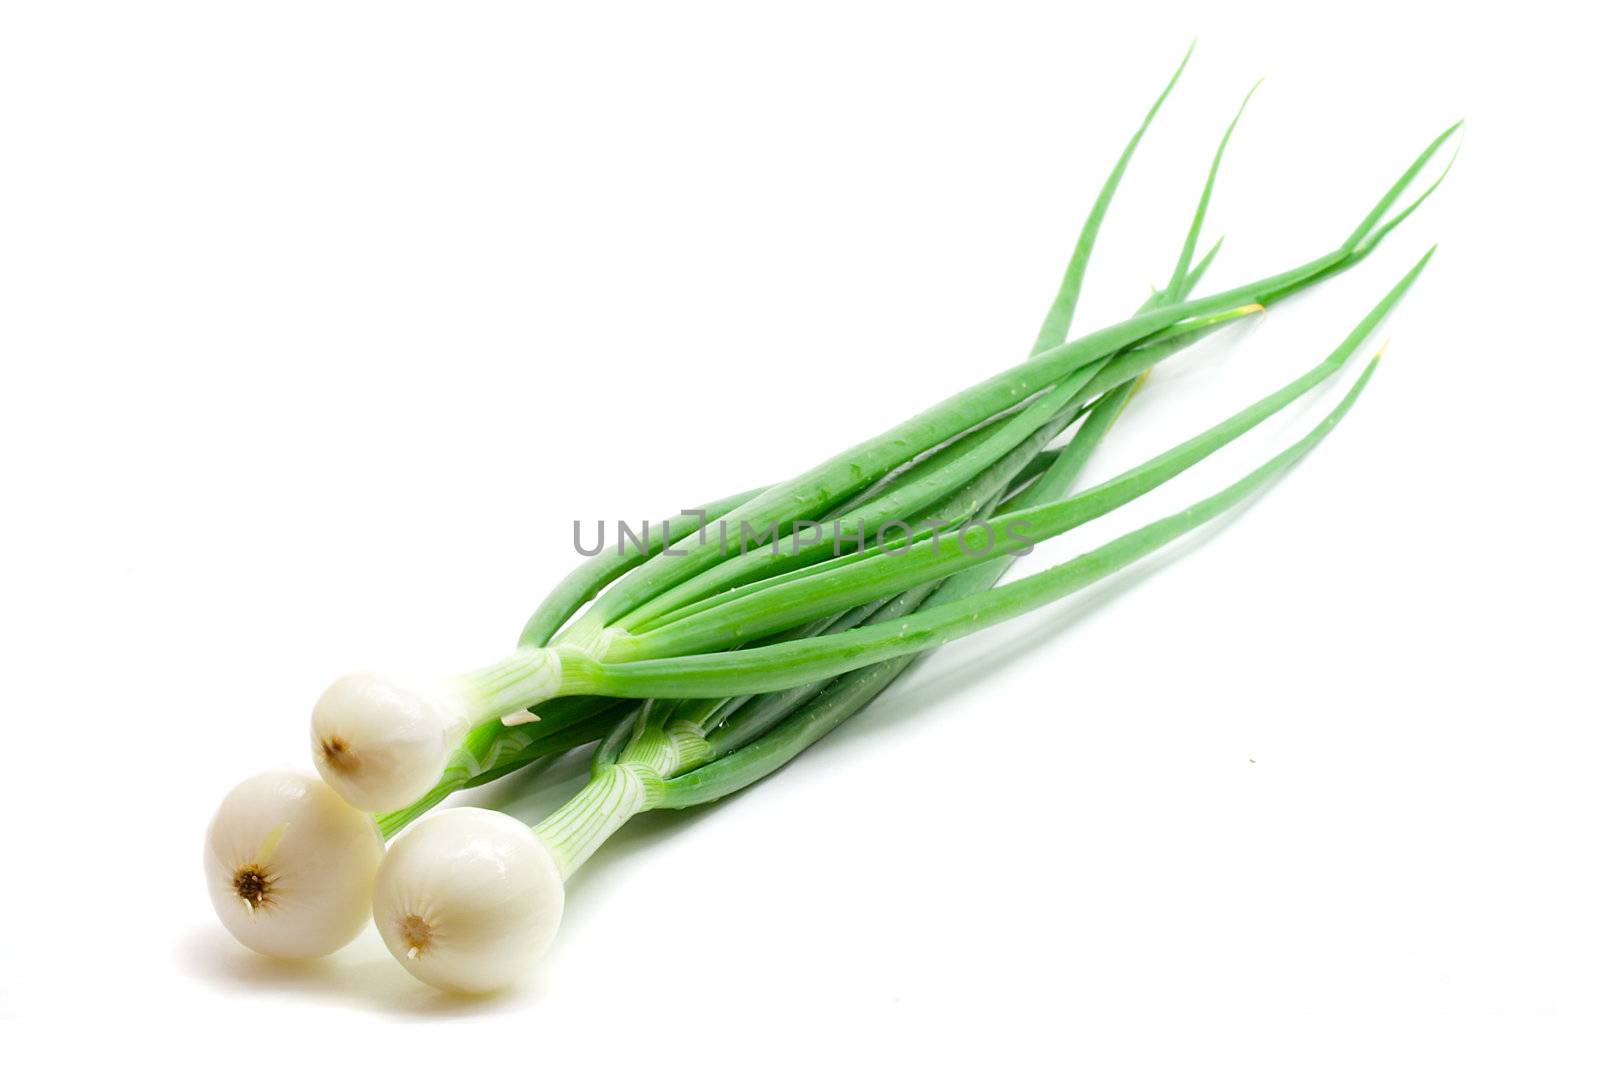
[
  {"left": 203, "top": 770, "right": 385, "bottom": 959},
  {"left": 372, "top": 807, "right": 564, "bottom": 994},
  {"left": 310, "top": 672, "right": 468, "bottom": 812}
]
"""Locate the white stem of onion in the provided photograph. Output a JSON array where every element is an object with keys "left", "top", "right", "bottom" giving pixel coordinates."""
[
  {"left": 311, "top": 648, "right": 562, "bottom": 812},
  {"left": 203, "top": 770, "right": 385, "bottom": 959}
]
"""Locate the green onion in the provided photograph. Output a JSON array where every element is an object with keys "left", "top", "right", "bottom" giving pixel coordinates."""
[
  {"left": 341, "top": 53, "right": 1454, "bottom": 995},
  {"left": 195, "top": 37, "right": 1459, "bottom": 1002}
]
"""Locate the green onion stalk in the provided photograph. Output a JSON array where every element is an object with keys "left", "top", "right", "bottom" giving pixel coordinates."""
[
  {"left": 330, "top": 84, "right": 1455, "bottom": 825},
  {"left": 353, "top": 49, "right": 1452, "bottom": 993}
]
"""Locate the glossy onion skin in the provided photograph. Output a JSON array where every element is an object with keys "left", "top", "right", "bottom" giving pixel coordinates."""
[
  {"left": 373, "top": 807, "right": 565, "bottom": 994},
  {"left": 204, "top": 770, "right": 385, "bottom": 959},
  {"left": 311, "top": 672, "right": 462, "bottom": 812}
]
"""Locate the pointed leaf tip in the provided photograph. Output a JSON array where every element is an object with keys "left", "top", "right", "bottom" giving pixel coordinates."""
[{"left": 1172, "top": 38, "right": 1197, "bottom": 75}]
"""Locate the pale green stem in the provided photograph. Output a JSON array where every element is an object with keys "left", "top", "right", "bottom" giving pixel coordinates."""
[
  {"left": 452, "top": 648, "right": 566, "bottom": 727},
  {"left": 532, "top": 720, "right": 709, "bottom": 876}
]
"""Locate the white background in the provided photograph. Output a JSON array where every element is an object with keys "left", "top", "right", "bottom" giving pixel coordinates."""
[{"left": 2, "top": 1, "right": 1595, "bottom": 1059}]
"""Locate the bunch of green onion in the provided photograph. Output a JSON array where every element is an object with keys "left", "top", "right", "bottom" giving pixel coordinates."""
[{"left": 203, "top": 47, "right": 1457, "bottom": 995}]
